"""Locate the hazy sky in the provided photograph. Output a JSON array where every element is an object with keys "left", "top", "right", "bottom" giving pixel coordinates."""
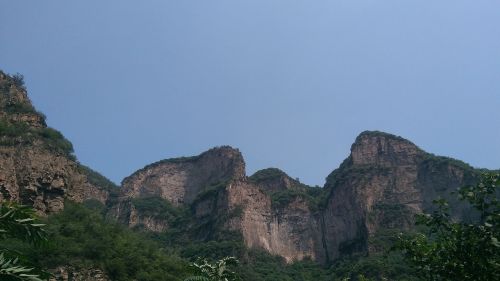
[{"left": 1, "top": 1, "right": 499, "bottom": 186}]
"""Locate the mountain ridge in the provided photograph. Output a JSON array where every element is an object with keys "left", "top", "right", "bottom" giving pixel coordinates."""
[{"left": 0, "top": 70, "right": 495, "bottom": 267}]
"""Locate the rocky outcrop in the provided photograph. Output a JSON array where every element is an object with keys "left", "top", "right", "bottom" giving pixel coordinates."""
[
  {"left": 248, "top": 168, "right": 303, "bottom": 192},
  {"left": 225, "top": 180, "right": 323, "bottom": 263},
  {"left": 114, "top": 149, "right": 323, "bottom": 262},
  {"left": 3, "top": 70, "right": 486, "bottom": 264},
  {"left": 118, "top": 131, "right": 485, "bottom": 264},
  {"left": 50, "top": 266, "right": 110, "bottom": 281},
  {"left": 111, "top": 146, "right": 246, "bottom": 230},
  {"left": 121, "top": 146, "right": 245, "bottom": 206},
  {"left": 0, "top": 71, "right": 112, "bottom": 214},
  {"left": 321, "top": 131, "right": 480, "bottom": 261},
  {"left": 0, "top": 145, "right": 108, "bottom": 213},
  {"left": 109, "top": 198, "right": 169, "bottom": 232}
]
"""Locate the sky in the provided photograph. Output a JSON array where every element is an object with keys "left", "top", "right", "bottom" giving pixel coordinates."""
[{"left": 1, "top": 1, "right": 499, "bottom": 186}]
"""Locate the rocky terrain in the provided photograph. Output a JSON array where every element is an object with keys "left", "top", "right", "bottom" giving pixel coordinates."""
[
  {"left": 113, "top": 132, "right": 481, "bottom": 264},
  {"left": 0, "top": 71, "right": 113, "bottom": 214},
  {"left": 0, "top": 70, "right": 487, "bottom": 266}
]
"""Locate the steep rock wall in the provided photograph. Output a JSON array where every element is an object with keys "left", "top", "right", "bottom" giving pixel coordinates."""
[
  {"left": 0, "top": 71, "right": 111, "bottom": 214},
  {"left": 225, "top": 180, "right": 323, "bottom": 263},
  {"left": 321, "top": 131, "right": 480, "bottom": 261},
  {"left": 120, "top": 146, "right": 245, "bottom": 206}
]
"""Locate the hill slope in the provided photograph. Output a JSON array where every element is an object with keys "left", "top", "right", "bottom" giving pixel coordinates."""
[{"left": 0, "top": 71, "right": 116, "bottom": 214}]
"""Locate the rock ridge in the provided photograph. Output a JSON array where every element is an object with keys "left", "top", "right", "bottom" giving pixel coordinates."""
[
  {"left": 116, "top": 130, "right": 487, "bottom": 264},
  {"left": 0, "top": 71, "right": 115, "bottom": 214}
]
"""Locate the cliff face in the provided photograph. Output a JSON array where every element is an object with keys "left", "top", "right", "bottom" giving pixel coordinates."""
[
  {"left": 0, "top": 72, "right": 112, "bottom": 214},
  {"left": 321, "top": 131, "right": 479, "bottom": 261},
  {"left": 114, "top": 149, "right": 323, "bottom": 262},
  {"left": 117, "top": 131, "right": 482, "bottom": 264},
  {"left": 121, "top": 146, "right": 246, "bottom": 205},
  {"left": 2, "top": 70, "right": 484, "bottom": 264},
  {"left": 225, "top": 180, "right": 323, "bottom": 263}
]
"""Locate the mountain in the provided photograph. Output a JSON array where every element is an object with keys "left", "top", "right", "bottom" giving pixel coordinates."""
[
  {"left": 0, "top": 70, "right": 491, "bottom": 269},
  {"left": 112, "top": 132, "right": 483, "bottom": 264},
  {"left": 0, "top": 71, "right": 116, "bottom": 214}
]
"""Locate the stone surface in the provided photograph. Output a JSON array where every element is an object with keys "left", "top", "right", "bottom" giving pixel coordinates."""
[
  {"left": 321, "top": 131, "right": 479, "bottom": 262},
  {"left": 0, "top": 71, "right": 110, "bottom": 214},
  {"left": 117, "top": 131, "right": 482, "bottom": 264},
  {"left": 49, "top": 266, "right": 110, "bottom": 281},
  {"left": 1, "top": 71, "right": 487, "bottom": 265},
  {"left": 121, "top": 146, "right": 246, "bottom": 206}
]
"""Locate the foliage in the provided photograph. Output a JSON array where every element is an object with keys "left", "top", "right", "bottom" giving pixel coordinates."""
[
  {"left": 0, "top": 202, "right": 48, "bottom": 281},
  {"left": 30, "top": 201, "right": 190, "bottom": 281},
  {"left": 397, "top": 172, "right": 500, "bottom": 280},
  {"left": 132, "top": 196, "right": 185, "bottom": 222},
  {"left": 269, "top": 186, "right": 326, "bottom": 211},
  {"left": 11, "top": 73, "right": 25, "bottom": 88},
  {"left": 4, "top": 103, "right": 37, "bottom": 115},
  {"left": 0, "top": 120, "right": 30, "bottom": 141},
  {"left": 249, "top": 168, "right": 288, "bottom": 183},
  {"left": 184, "top": 256, "right": 240, "bottom": 281},
  {"left": 77, "top": 164, "right": 119, "bottom": 198},
  {"left": 39, "top": 127, "right": 74, "bottom": 156},
  {"left": 0, "top": 119, "right": 74, "bottom": 157}
]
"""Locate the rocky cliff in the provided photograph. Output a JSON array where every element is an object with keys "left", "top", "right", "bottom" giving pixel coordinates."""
[
  {"left": 0, "top": 71, "right": 113, "bottom": 214},
  {"left": 0, "top": 70, "right": 487, "bottom": 265},
  {"left": 117, "top": 131, "right": 484, "bottom": 264},
  {"left": 321, "top": 131, "right": 480, "bottom": 262}
]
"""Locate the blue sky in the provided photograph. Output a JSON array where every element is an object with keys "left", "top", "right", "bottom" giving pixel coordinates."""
[{"left": 1, "top": 1, "right": 499, "bottom": 186}]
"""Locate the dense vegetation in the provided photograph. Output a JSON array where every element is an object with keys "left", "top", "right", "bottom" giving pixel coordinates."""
[
  {"left": 249, "top": 168, "right": 328, "bottom": 211},
  {"left": 397, "top": 173, "right": 500, "bottom": 280},
  {"left": 0, "top": 72, "right": 74, "bottom": 158},
  {"left": 0, "top": 202, "right": 49, "bottom": 281},
  {"left": 0, "top": 119, "right": 74, "bottom": 158},
  {"left": 4, "top": 171, "right": 498, "bottom": 280},
  {"left": 30, "top": 201, "right": 189, "bottom": 281}
]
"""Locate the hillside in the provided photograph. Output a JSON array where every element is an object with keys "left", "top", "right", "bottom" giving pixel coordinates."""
[
  {"left": 0, "top": 71, "right": 495, "bottom": 280},
  {"left": 113, "top": 131, "right": 484, "bottom": 264},
  {"left": 0, "top": 71, "right": 116, "bottom": 213}
]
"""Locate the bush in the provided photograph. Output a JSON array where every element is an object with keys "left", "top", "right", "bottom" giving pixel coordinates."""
[
  {"left": 34, "top": 202, "right": 191, "bottom": 281},
  {"left": 397, "top": 172, "right": 500, "bottom": 280},
  {"left": 11, "top": 73, "right": 25, "bottom": 88}
]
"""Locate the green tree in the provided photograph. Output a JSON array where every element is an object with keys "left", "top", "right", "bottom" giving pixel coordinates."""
[
  {"left": 0, "top": 202, "right": 48, "bottom": 281},
  {"left": 184, "top": 256, "right": 240, "bottom": 281},
  {"left": 397, "top": 172, "right": 500, "bottom": 280}
]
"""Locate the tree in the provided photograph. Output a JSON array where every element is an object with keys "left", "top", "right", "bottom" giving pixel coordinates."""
[
  {"left": 11, "top": 73, "right": 25, "bottom": 88},
  {"left": 0, "top": 202, "right": 48, "bottom": 281},
  {"left": 184, "top": 256, "right": 240, "bottom": 281},
  {"left": 397, "top": 172, "right": 500, "bottom": 280}
]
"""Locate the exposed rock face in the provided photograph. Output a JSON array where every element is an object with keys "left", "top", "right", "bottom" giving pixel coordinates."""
[
  {"left": 248, "top": 168, "right": 302, "bottom": 192},
  {"left": 0, "top": 71, "right": 111, "bottom": 214},
  {"left": 109, "top": 198, "right": 169, "bottom": 232},
  {"left": 225, "top": 180, "right": 323, "bottom": 263},
  {"left": 119, "top": 131, "right": 483, "bottom": 264},
  {"left": 321, "top": 131, "right": 479, "bottom": 261},
  {"left": 121, "top": 146, "right": 246, "bottom": 205},
  {"left": 111, "top": 146, "right": 246, "bottom": 230},
  {"left": 3, "top": 70, "right": 485, "bottom": 264},
  {"left": 0, "top": 146, "right": 108, "bottom": 213},
  {"left": 115, "top": 151, "right": 323, "bottom": 262},
  {"left": 50, "top": 266, "right": 110, "bottom": 281}
]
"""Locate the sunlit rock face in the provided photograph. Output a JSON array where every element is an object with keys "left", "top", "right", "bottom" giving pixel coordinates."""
[
  {"left": 120, "top": 146, "right": 246, "bottom": 206},
  {"left": 116, "top": 146, "right": 323, "bottom": 262}
]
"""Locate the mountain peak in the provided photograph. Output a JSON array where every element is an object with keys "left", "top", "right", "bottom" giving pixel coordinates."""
[{"left": 351, "top": 131, "right": 421, "bottom": 166}]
